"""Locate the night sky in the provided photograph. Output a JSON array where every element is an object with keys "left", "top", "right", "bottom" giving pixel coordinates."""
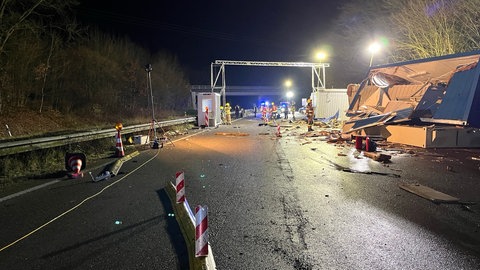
[{"left": 77, "top": 0, "right": 347, "bottom": 104}]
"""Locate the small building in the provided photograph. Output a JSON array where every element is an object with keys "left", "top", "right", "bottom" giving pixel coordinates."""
[
  {"left": 311, "top": 89, "right": 349, "bottom": 121},
  {"left": 196, "top": 92, "right": 221, "bottom": 127}
]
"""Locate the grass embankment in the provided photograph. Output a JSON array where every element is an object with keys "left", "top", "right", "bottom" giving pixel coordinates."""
[{"left": 0, "top": 108, "right": 194, "bottom": 194}]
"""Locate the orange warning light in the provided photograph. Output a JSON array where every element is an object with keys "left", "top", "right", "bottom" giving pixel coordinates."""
[{"left": 115, "top": 123, "right": 123, "bottom": 131}]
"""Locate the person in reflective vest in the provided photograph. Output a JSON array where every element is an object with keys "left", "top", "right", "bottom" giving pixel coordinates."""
[
  {"left": 306, "top": 99, "right": 314, "bottom": 131},
  {"left": 225, "top": 103, "right": 232, "bottom": 125},
  {"left": 290, "top": 102, "right": 296, "bottom": 121},
  {"left": 271, "top": 102, "right": 278, "bottom": 121},
  {"left": 220, "top": 106, "right": 225, "bottom": 123},
  {"left": 261, "top": 104, "right": 267, "bottom": 123}
]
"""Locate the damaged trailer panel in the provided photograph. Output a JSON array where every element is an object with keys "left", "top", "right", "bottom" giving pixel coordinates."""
[{"left": 343, "top": 50, "right": 480, "bottom": 148}]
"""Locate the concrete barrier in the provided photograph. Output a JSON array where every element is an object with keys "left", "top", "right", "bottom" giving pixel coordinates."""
[{"left": 165, "top": 182, "right": 216, "bottom": 270}]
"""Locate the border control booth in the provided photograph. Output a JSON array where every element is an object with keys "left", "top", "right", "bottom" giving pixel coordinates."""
[{"left": 197, "top": 92, "right": 221, "bottom": 127}]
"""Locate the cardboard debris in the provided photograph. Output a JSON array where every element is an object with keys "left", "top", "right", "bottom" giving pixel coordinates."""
[{"left": 399, "top": 183, "right": 460, "bottom": 204}]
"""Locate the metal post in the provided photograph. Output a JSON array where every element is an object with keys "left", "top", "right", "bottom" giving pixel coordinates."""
[
  {"left": 222, "top": 64, "right": 226, "bottom": 106},
  {"left": 145, "top": 64, "right": 157, "bottom": 140},
  {"left": 322, "top": 64, "right": 326, "bottom": 89}
]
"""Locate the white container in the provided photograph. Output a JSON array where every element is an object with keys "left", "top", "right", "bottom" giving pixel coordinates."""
[{"left": 133, "top": 135, "right": 149, "bottom": 145}]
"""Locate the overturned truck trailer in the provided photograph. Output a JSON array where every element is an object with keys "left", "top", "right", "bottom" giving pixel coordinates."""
[{"left": 343, "top": 50, "right": 480, "bottom": 148}]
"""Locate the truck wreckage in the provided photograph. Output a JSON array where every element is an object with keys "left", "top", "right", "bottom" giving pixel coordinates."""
[{"left": 342, "top": 50, "right": 480, "bottom": 148}]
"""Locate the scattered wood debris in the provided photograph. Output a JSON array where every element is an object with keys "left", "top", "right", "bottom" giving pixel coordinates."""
[
  {"left": 363, "top": 151, "right": 392, "bottom": 162},
  {"left": 215, "top": 132, "right": 249, "bottom": 136},
  {"left": 398, "top": 183, "right": 460, "bottom": 204}
]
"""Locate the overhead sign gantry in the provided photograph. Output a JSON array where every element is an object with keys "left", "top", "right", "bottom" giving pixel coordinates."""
[{"left": 210, "top": 60, "right": 330, "bottom": 105}]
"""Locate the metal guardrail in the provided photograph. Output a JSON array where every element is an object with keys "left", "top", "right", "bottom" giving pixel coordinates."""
[{"left": 0, "top": 117, "right": 196, "bottom": 157}]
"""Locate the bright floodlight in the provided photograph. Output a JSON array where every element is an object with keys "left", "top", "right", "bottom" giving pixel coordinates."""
[
  {"left": 284, "top": 79, "right": 292, "bottom": 88},
  {"left": 368, "top": 42, "right": 381, "bottom": 54},
  {"left": 315, "top": 51, "right": 327, "bottom": 61},
  {"left": 368, "top": 42, "right": 381, "bottom": 67},
  {"left": 286, "top": 91, "right": 294, "bottom": 99}
]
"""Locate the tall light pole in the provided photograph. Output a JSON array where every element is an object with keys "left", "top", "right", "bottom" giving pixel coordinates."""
[
  {"left": 368, "top": 42, "right": 381, "bottom": 67},
  {"left": 285, "top": 79, "right": 294, "bottom": 119},
  {"left": 145, "top": 64, "right": 157, "bottom": 141}
]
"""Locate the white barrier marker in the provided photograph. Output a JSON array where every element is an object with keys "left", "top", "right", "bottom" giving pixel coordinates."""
[
  {"left": 176, "top": 171, "right": 185, "bottom": 203},
  {"left": 195, "top": 205, "right": 208, "bottom": 257}
]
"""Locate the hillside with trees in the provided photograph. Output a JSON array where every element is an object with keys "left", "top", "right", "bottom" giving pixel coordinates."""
[{"left": 0, "top": 0, "right": 191, "bottom": 139}]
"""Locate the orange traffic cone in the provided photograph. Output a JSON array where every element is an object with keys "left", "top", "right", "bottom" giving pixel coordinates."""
[{"left": 116, "top": 131, "right": 125, "bottom": 157}]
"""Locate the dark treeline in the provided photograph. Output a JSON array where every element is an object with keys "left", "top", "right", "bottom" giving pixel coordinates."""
[{"left": 0, "top": 0, "right": 191, "bottom": 122}]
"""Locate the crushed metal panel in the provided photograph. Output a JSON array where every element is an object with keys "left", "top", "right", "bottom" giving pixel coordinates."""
[
  {"left": 370, "top": 53, "right": 480, "bottom": 84},
  {"left": 431, "top": 65, "right": 480, "bottom": 127},
  {"left": 343, "top": 107, "right": 413, "bottom": 134},
  {"left": 383, "top": 101, "right": 413, "bottom": 114},
  {"left": 345, "top": 51, "right": 480, "bottom": 137},
  {"left": 411, "top": 84, "right": 446, "bottom": 119},
  {"left": 344, "top": 113, "right": 394, "bottom": 133},
  {"left": 457, "top": 128, "right": 480, "bottom": 147},
  {"left": 387, "top": 107, "right": 414, "bottom": 123},
  {"left": 356, "top": 85, "right": 380, "bottom": 109},
  {"left": 386, "top": 84, "right": 427, "bottom": 102}
]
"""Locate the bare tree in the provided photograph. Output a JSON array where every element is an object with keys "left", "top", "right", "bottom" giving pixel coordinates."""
[
  {"left": 388, "top": 0, "right": 472, "bottom": 60},
  {"left": 0, "top": 0, "right": 78, "bottom": 56},
  {"left": 327, "top": 0, "right": 480, "bottom": 86},
  {"left": 0, "top": 0, "right": 79, "bottom": 114}
]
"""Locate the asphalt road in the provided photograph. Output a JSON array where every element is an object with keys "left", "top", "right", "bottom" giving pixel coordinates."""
[{"left": 1, "top": 115, "right": 479, "bottom": 269}]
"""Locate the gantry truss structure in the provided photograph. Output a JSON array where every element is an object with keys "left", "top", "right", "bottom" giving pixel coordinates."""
[{"left": 210, "top": 60, "right": 330, "bottom": 106}]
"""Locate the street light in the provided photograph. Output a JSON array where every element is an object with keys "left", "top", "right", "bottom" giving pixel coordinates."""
[
  {"left": 284, "top": 79, "right": 292, "bottom": 88},
  {"left": 368, "top": 42, "right": 381, "bottom": 67},
  {"left": 315, "top": 51, "right": 327, "bottom": 62},
  {"left": 286, "top": 91, "right": 294, "bottom": 99}
]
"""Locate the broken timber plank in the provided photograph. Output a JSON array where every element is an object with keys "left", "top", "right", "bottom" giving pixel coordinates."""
[
  {"left": 362, "top": 151, "right": 391, "bottom": 162},
  {"left": 214, "top": 132, "right": 249, "bottom": 136},
  {"left": 398, "top": 183, "right": 460, "bottom": 204}
]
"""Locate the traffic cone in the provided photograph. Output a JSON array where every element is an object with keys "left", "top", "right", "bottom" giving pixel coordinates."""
[
  {"left": 205, "top": 106, "right": 209, "bottom": 127},
  {"left": 70, "top": 158, "right": 82, "bottom": 174},
  {"left": 65, "top": 153, "right": 86, "bottom": 179},
  {"left": 116, "top": 131, "right": 125, "bottom": 157},
  {"left": 276, "top": 124, "right": 282, "bottom": 137}
]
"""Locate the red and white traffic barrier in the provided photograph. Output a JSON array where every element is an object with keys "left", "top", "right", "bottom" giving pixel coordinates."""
[
  {"left": 205, "top": 106, "right": 209, "bottom": 127},
  {"left": 176, "top": 171, "right": 185, "bottom": 203},
  {"left": 65, "top": 153, "right": 86, "bottom": 179},
  {"left": 195, "top": 205, "right": 208, "bottom": 257},
  {"left": 115, "top": 131, "right": 125, "bottom": 157},
  {"left": 276, "top": 124, "right": 281, "bottom": 137}
]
